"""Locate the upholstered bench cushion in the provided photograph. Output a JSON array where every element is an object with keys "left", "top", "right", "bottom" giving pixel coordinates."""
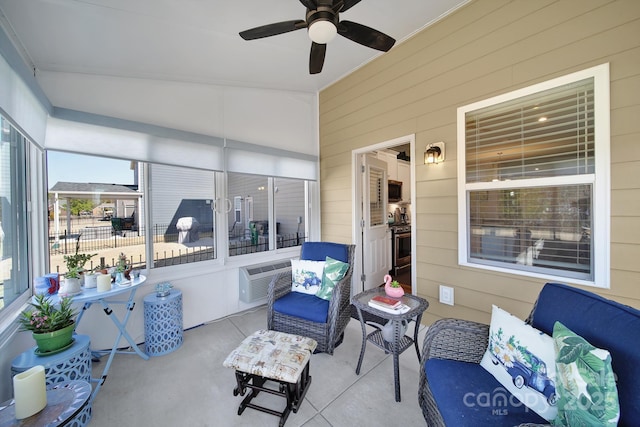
[
  {"left": 425, "top": 359, "right": 546, "bottom": 427},
  {"left": 273, "top": 292, "right": 329, "bottom": 323},
  {"left": 223, "top": 330, "right": 317, "bottom": 384}
]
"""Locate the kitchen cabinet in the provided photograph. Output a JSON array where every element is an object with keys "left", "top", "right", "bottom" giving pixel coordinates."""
[
  {"left": 377, "top": 150, "right": 411, "bottom": 202},
  {"left": 377, "top": 150, "right": 399, "bottom": 180},
  {"left": 398, "top": 161, "right": 410, "bottom": 202}
]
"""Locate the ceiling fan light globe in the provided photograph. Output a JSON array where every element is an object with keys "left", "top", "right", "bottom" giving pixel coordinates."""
[{"left": 308, "top": 20, "right": 337, "bottom": 44}]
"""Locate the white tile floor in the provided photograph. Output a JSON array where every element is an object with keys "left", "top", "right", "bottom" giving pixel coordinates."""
[{"left": 89, "top": 306, "right": 428, "bottom": 426}]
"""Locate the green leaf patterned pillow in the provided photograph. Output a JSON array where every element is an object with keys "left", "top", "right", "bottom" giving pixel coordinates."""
[
  {"left": 315, "top": 256, "right": 349, "bottom": 300},
  {"left": 552, "top": 321, "right": 620, "bottom": 426}
]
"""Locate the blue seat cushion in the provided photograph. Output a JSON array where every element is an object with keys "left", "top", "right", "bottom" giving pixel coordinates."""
[
  {"left": 300, "top": 242, "right": 349, "bottom": 263},
  {"left": 529, "top": 283, "right": 640, "bottom": 425},
  {"left": 273, "top": 292, "right": 329, "bottom": 323},
  {"left": 425, "top": 359, "right": 546, "bottom": 427}
]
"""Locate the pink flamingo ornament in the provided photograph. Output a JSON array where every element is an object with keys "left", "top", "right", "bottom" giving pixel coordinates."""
[{"left": 384, "top": 274, "right": 404, "bottom": 298}]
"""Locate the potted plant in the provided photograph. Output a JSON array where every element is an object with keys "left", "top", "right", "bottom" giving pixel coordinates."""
[
  {"left": 18, "top": 294, "right": 78, "bottom": 354},
  {"left": 63, "top": 235, "right": 96, "bottom": 293},
  {"left": 115, "top": 252, "right": 130, "bottom": 284},
  {"left": 83, "top": 268, "right": 98, "bottom": 289},
  {"left": 60, "top": 266, "right": 82, "bottom": 295},
  {"left": 63, "top": 235, "right": 97, "bottom": 274}
]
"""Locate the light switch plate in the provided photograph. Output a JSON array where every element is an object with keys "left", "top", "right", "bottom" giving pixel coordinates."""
[{"left": 439, "top": 285, "right": 454, "bottom": 306}]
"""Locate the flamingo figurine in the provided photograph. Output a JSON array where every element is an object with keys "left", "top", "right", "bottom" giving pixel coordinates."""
[{"left": 384, "top": 274, "right": 404, "bottom": 298}]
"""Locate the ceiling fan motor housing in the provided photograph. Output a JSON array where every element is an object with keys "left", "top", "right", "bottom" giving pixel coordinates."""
[{"left": 306, "top": 7, "right": 339, "bottom": 44}]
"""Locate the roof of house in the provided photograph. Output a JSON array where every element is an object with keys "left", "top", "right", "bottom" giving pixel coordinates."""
[{"left": 49, "top": 182, "right": 139, "bottom": 198}]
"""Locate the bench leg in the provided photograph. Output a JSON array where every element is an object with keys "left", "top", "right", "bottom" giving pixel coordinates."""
[{"left": 232, "top": 364, "right": 312, "bottom": 426}]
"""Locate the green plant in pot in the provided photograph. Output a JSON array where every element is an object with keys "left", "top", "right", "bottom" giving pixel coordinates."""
[
  {"left": 63, "top": 235, "right": 97, "bottom": 275},
  {"left": 63, "top": 235, "right": 96, "bottom": 294},
  {"left": 61, "top": 266, "right": 83, "bottom": 295},
  {"left": 18, "top": 294, "right": 78, "bottom": 354}
]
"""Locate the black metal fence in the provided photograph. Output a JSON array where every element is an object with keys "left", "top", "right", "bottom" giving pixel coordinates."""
[{"left": 49, "top": 217, "right": 305, "bottom": 273}]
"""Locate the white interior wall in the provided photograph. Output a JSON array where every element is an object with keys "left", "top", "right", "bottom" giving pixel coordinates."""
[{"left": 36, "top": 71, "right": 318, "bottom": 156}]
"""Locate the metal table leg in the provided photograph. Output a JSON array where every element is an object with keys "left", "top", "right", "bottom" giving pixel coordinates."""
[
  {"left": 413, "top": 313, "right": 423, "bottom": 360},
  {"left": 355, "top": 307, "right": 368, "bottom": 375},
  {"left": 391, "top": 318, "right": 403, "bottom": 402},
  {"left": 81, "top": 288, "right": 149, "bottom": 402}
]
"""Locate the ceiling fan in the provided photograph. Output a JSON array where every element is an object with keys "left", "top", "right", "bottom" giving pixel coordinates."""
[{"left": 239, "top": 0, "right": 396, "bottom": 74}]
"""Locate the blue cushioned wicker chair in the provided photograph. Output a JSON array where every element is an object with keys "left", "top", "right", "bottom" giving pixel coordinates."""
[{"left": 267, "top": 242, "right": 355, "bottom": 355}]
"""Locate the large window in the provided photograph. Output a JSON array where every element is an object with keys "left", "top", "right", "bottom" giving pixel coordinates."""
[
  {"left": 227, "top": 173, "right": 307, "bottom": 256},
  {"left": 0, "top": 116, "right": 30, "bottom": 314},
  {"left": 47, "top": 153, "right": 218, "bottom": 273},
  {"left": 47, "top": 153, "right": 309, "bottom": 272},
  {"left": 458, "top": 65, "right": 610, "bottom": 286},
  {"left": 148, "top": 163, "right": 216, "bottom": 266}
]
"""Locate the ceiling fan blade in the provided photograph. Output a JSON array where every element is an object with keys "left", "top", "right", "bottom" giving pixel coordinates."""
[
  {"left": 239, "top": 20, "right": 307, "bottom": 40},
  {"left": 299, "top": 0, "right": 318, "bottom": 9},
  {"left": 338, "top": 20, "right": 395, "bottom": 51},
  {"left": 340, "top": 0, "right": 362, "bottom": 12},
  {"left": 309, "top": 42, "right": 327, "bottom": 74}
]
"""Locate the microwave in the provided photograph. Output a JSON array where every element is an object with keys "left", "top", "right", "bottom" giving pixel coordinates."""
[{"left": 388, "top": 180, "right": 402, "bottom": 202}]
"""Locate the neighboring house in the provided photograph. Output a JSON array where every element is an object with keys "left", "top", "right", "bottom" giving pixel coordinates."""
[{"left": 49, "top": 181, "right": 140, "bottom": 228}]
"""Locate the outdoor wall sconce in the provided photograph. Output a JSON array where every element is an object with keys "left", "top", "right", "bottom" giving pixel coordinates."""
[{"left": 424, "top": 142, "right": 445, "bottom": 164}]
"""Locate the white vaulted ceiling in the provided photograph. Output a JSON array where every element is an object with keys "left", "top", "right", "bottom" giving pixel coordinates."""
[{"left": 0, "top": 0, "right": 469, "bottom": 96}]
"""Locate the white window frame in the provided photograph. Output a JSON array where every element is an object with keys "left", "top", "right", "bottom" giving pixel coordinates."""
[{"left": 457, "top": 64, "right": 610, "bottom": 288}]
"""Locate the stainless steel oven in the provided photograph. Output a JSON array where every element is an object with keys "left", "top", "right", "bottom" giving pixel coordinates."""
[{"left": 391, "top": 225, "right": 411, "bottom": 275}]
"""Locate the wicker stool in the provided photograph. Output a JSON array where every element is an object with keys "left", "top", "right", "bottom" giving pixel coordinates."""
[
  {"left": 223, "top": 330, "right": 317, "bottom": 427},
  {"left": 143, "top": 289, "right": 183, "bottom": 356},
  {"left": 11, "top": 334, "right": 92, "bottom": 427}
]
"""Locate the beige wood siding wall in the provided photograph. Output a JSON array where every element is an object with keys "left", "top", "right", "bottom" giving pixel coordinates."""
[{"left": 319, "top": 0, "right": 640, "bottom": 325}]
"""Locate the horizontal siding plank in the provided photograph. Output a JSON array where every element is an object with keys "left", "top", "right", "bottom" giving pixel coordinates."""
[
  {"left": 611, "top": 217, "right": 640, "bottom": 244},
  {"left": 611, "top": 189, "right": 640, "bottom": 216}
]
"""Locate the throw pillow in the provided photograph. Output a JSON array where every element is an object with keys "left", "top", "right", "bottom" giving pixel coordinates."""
[
  {"left": 551, "top": 321, "right": 620, "bottom": 426},
  {"left": 315, "top": 256, "right": 349, "bottom": 300},
  {"left": 291, "top": 259, "right": 325, "bottom": 295},
  {"left": 480, "top": 305, "right": 558, "bottom": 421}
]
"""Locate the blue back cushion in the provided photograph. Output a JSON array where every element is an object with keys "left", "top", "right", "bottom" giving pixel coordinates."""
[
  {"left": 426, "top": 359, "right": 547, "bottom": 426},
  {"left": 529, "top": 282, "right": 640, "bottom": 426},
  {"left": 301, "top": 242, "right": 349, "bottom": 263},
  {"left": 273, "top": 292, "right": 329, "bottom": 323}
]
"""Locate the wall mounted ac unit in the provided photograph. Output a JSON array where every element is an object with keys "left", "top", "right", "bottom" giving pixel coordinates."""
[{"left": 239, "top": 259, "right": 291, "bottom": 303}]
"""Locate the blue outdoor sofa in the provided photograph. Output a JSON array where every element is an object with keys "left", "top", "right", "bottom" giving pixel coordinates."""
[{"left": 418, "top": 282, "right": 640, "bottom": 426}]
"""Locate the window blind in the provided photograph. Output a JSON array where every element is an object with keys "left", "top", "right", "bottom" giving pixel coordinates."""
[{"left": 465, "top": 79, "right": 594, "bottom": 183}]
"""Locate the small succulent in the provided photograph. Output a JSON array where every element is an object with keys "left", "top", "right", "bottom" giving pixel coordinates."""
[
  {"left": 116, "top": 252, "right": 129, "bottom": 273},
  {"left": 390, "top": 280, "right": 401, "bottom": 288}
]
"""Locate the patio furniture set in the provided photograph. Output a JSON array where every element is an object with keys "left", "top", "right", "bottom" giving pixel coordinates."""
[
  {"left": 223, "top": 241, "right": 637, "bottom": 427},
  {"left": 224, "top": 241, "right": 430, "bottom": 425}
]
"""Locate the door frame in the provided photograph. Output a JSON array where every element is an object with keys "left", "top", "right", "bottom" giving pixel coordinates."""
[{"left": 351, "top": 134, "right": 416, "bottom": 296}]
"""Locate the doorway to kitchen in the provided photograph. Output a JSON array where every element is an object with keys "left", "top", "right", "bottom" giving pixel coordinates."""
[{"left": 351, "top": 134, "right": 415, "bottom": 296}]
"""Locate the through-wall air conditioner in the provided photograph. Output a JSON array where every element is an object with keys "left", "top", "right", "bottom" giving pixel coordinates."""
[{"left": 238, "top": 259, "right": 291, "bottom": 303}]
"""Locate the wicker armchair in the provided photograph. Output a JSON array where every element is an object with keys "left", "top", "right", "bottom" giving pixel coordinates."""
[{"left": 267, "top": 242, "right": 355, "bottom": 355}]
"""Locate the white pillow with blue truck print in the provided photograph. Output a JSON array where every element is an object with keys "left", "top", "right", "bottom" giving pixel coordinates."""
[
  {"left": 290, "top": 259, "right": 325, "bottom": 295},
  {"left": 480, "top": 305, "right": 558, "bottom": 421}
]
